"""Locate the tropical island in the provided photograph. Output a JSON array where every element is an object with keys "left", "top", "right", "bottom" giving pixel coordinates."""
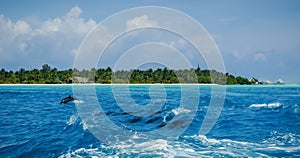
[{"left": 0, "top": 64, "right": 261, "bottom": 85}]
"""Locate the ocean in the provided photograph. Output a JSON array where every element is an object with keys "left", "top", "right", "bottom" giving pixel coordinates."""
[{"left": 0, "top": 84, "right": 299, "bottom": 157}]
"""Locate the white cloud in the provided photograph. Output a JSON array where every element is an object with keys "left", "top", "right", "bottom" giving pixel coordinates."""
[
  {"left": 14, "top": 20, "right": 32, "bottom": 35},
  {"left": 0, "top": 6, "right": 97, "bottom": 69},
  {"left": 67, "top": 6, "right": 82, "bottom": 18},
  {"left": 126, "top": 15, "right": 157, "bottom": 31},
  {"left": 36, "top": 6, "right": 96, "bottom": 35},
  {"left": 0, "top": 14, "right": 33, "bottom": 61},
  {"left": 168, "top": 38, "right": 187, "bottom": 49},
  {"left": 232, "top": 50, "right": 243, "bottom": 60},
  {"left": 0, "top": 14, "right": 32, "bottom": 40},
  {"left": 254, "top": 53, "right": 267, "bottom": 61}
]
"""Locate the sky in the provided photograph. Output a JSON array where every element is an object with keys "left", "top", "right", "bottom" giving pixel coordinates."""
[{"left": 0, "top": 0, "right": 299, "bottom": 83}]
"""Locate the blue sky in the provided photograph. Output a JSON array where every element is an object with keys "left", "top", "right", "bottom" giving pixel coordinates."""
[{"left": 0, "top": 0, "right": 299, "bottom": 83}]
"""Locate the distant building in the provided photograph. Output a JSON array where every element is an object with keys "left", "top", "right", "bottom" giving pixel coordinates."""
[
  {"left": 259, "top": 79, "right": 285, "bottom": 85},
  {"left": 275, "top": 79, "right": 285, "bottom": 85},
  {"left": 73, "top": 77, "right": 89, "bottom": 83},
  {"left": 263, "top": 80, "right": 273, "bottom": 85}
]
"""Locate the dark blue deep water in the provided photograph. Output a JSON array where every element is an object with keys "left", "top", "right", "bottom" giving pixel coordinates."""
[{"left": 0, "top": 85, "right": 299, "bottom": 157}]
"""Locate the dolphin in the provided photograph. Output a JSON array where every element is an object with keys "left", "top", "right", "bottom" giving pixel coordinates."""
[{"left": 60, "top": 95, "right": 78, "bottom": 104}]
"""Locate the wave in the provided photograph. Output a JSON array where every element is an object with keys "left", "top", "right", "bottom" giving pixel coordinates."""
[
  {"left": 250, "top": 102, "right": 282, "bottom": 108},
  {"left": 171, "top": 107, "right": 191, "bottom": 115},
  {"left": 59, "top": 132, "right": 300, "bottom": 157},
  {"left": 66, "top": 114, "right": 78, "bottom": 126},
  {"left": 65, "top": 114, "right": 88, "bottom": 131}
]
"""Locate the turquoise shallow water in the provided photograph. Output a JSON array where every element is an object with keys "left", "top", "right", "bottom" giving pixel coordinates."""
[{"left": 0, "top": 85, "right": 299, "bottom": 157}]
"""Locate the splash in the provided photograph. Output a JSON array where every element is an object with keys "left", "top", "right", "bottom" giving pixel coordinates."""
[
  {"left": 73, "top": 100, "right": 84, "bottom": 104},
  {"left": 66, "top": 114, "right": 79, "bottom": 126}
]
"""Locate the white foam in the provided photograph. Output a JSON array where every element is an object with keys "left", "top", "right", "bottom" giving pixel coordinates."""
[
  {"left": 250, "top": 102, "right": 282, "bottom": 108},
  {"left": 250, "top": 103, "right": 267, "bottom": 108},
  {"left": 267, "top": 146, "right": 300, "bottom": 153},
  {"left": 59, "top": 133, "right": 300, "bottom": 157},
  {"left": 185, "top": 135, "right": 221, "bottom": 146},
  {"left": 171, "top": 107, "right": 191, "bottom": 115},
  {"left": 58, "top": 147, "right": 105, "bottom": 158},
  {"left": 80, "top": 120, "right": 89, "bottom": 131},
  {"left": 66, "top": 114, "right": 78, "bottom": 126},
  {"left": 73, "top": 100, "right": 84, "bottom": 104},
  {"left": 134, "top": 139, "right": 168, "bottom": 151}
]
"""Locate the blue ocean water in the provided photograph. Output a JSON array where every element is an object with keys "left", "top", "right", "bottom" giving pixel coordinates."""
[{"left": 0, "top": 84, "right": 299, "bottom": 157}]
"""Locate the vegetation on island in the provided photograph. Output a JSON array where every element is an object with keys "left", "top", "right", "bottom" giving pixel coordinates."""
[{"left": 0, "top": 64, "right": 258, "bottom": 85}]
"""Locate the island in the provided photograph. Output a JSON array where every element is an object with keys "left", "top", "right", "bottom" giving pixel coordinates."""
[{"left": 0, "top": 64, "right": 259, "bottom": 85}]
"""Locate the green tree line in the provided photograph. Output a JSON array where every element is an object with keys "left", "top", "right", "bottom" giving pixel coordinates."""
[{"left": 0, "top": 64, "right": 258, "bottom": 84}]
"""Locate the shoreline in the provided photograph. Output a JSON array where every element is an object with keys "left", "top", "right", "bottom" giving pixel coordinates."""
[
  {"left": 0, "top": 83, "right": 219, "bottom": 86},
  {"left": 0, "top": 83, "right": 299, "bottom": 86}
]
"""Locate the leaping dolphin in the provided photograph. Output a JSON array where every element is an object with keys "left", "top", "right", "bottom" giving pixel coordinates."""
[{"left": 60, "top": 95, "right": 78, "bottom": 104}]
